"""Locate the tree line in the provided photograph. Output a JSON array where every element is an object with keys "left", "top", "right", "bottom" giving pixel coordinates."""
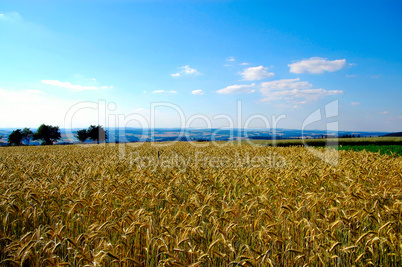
[{"left": 7, "top": 124, "right": 107, "bottom": 146}]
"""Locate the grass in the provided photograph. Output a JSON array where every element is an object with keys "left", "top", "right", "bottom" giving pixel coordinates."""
[
  {"left": 0, "top": 142, "right": 401, "bottom": 266},
  {"left": 248, "top": 136, "right": 402, "bottom": 147},
  {"left": 247, "top": 137, "right": 402, "bottom": 156},
  {"left": 337, "top": 144, "right": 402, "bottom": 156}
]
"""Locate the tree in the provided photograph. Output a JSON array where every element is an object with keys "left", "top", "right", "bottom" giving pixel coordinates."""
[
  {"left": 33, "top": 124, "right": 61, "bottom": 145},
  {"left": 76, "top": 129, "right": 88, "bottom": 143},
  {"left": 87, "top": 125, "right": 107, "bottom": 144},
  {"left": 22, "top": 128, "right": 34, "bottom": 145},
  {"left": 8, "top": 129, "right": 24, "bottom": 146}
]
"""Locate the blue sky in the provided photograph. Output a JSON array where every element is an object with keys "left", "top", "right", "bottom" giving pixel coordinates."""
[{"left": 0, "top": 0, "right": 401, "bottom": 131}]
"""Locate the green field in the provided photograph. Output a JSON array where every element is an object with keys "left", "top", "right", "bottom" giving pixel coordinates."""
[
  {"left": 249, "top": 137, "right": 402, "bottom": 147},
  {"left": 246, "top": 137, "right": 402, "bottom": 156},
  {"left": 337, "top": 144, "right": 402, "bottom": 156}
]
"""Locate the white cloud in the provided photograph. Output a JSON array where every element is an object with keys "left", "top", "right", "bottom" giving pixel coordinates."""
[
  {"left": 0, "top": 89, "right": 45, "bottom": 99},
  {"left": 0, "top": 88, "right": 148, "bottom": 128},
  {"left": 217, "top": 83, "right": 255, "bottom": 94},
  {"left": 240, "top": 62, "right": 250, "bottom": 66},
  {"left": 226, "top": 56, "right": 235, "bottom": 62},
  {"left": 291, "top": 104, "right": 301, "bottom": 111},
  {"left": 260, "top": 78, "right": 342, "bottom": 103},
  {"left": 181, "top": 66, "right": 199, "bottom": 75},
  {"left": 42, "top": 80, "right": 111, "bottom": 91},
  {"left": 192, "top": 90, "right": 205, "bottom": 95},
  {"left": 399, "top": 116, "right": 402, "bottom": 119},
  {"left": 171, "top": 65, "right": 201, "bottom": 77},
  {"left": 371, "top": 75, "right": 380, "bottom": 79},
  {"left": 261, "top": 88, "right": 342, "bottom": 102},
  {"left": 288, "top": 57, "right": 347, "bottom": 74},
  {"left": 0, "top": 12, "right": 22, "bottom": 23},
  {"left": 240, "top": 66, "right": 274, "bottom": 81},
  {"left": 380, "top": 111, "right": 388, "bottom": 115},
  {"left": 351, "top": 102, "right": 360, "bottom": 106},
  {"left": 152, "top": 90, "right": 177, "bottom": 94},
  {"left": 0, "top": 88, "right": 78, "bottom": 127},
  {"left": 260, "top": 78, "right": 312, "bottom": 92},
  {"left": 346, "top": 74, "right": 357, "bottom": 78}
]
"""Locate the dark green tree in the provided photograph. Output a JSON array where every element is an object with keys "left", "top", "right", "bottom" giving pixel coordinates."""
[
  {"left": 87, "top": 125, "right": 107, "bottom": 144},
  {"left": 22, "top": 128, "right": 34, "bottom": 145},
  {"left": 76, "top": 129, "right": 88, "bottom": 143},
  {"left": 33, "top": 124, "right": 61, "bottom": 145},
  {"left": 8, "top": 129, "right": 24, "bottom": 146}
]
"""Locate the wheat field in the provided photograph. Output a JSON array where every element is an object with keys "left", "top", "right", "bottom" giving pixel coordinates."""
[{"left": 0, "top": 143, "right": 401, "bottom": 266}]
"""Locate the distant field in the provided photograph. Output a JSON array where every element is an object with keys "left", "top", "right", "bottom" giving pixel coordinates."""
[
  {"left": 337, "top": 144, "right": 402, "bottom": 156},
  {"left": 1, "top": 143, "right": 402, "bottom": 266},
  {"left": 248, "top": 137, "right": 402, "bottom": 147},
  {"left": 247, "top": 137, "right": 402, "bottom": 156}
]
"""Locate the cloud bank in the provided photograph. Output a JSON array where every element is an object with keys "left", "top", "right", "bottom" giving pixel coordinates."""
[
  {"left": 171, "top": 65, "right": 201, "bottom": 77},
  {"left": 216, "top": 83, "right": 255, "bottom": 94},
  {"left": 240, "top": 66, "right": 274, "bottom": 81},
  {"left": 288, "top": 57, "right": 347, "bottom": 74},
  {"left": 260, "top": 78, "right": 342, "bottom": 102},
  {"left": 42, "top": 80, "right": 111, "bottom": 91},
  {"left": 192, "top": 90, "right": 205, "bottom": 95},
  {"left": 152, "top": 90, "right": 177, "bottom": 94}
]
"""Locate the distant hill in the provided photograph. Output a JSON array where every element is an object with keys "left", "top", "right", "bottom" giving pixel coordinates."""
[
  {"left": 0, "top": 127, "right": 394, "bottom": 145},
  {"left": 383, "top": 132, "right": 402, "bottom": 137}
]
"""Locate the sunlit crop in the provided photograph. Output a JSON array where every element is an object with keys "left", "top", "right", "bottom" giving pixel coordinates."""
[{"left": 0, "top": 143, "right": 401, "bottom": 266}]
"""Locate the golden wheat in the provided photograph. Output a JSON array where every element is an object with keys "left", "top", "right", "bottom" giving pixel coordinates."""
[{"left": 0, "top": 143, "right": 401, "bottom": 266}]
